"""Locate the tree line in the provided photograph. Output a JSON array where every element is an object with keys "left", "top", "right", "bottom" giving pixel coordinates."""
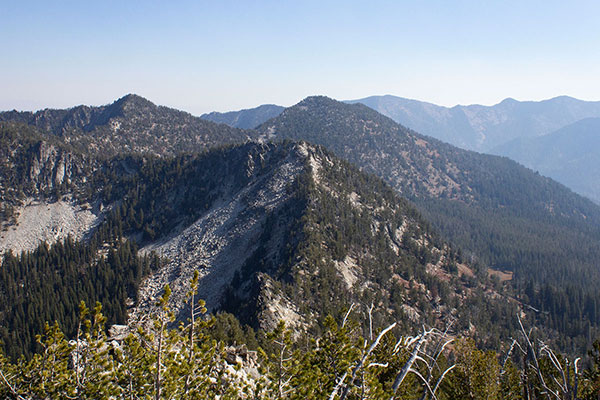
[{"left": 1, "top": 272, "right": 600, "bottom": 399}]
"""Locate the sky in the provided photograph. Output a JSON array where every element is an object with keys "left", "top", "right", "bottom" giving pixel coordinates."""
[{"left": 1, "top": 0, "right": 599, "bottom": 114}]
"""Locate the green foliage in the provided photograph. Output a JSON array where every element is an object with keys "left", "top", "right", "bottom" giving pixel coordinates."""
[
  {"left": 582, "top": 339, "right": 600, "bottom": 399},
  {"left": 258, "top": 96, "right": 600, "bottom": 352},
  {"left": 0, "top": 234, "right": 160, "bottom": 359},
  {"left": 0, "top": 94, "right": 249, "bottom": 158},
  {"left": 1, "top": 291, "right": 600, "bottom": 399},
  {"left": 445, "top": 338, "right": 501, "bottom": 399},
  {"left": 0, "top": 295, "right": 241, "bottom": 399},
  {"left": 499, "top": 359, "right": 523, "bottom": 400}
]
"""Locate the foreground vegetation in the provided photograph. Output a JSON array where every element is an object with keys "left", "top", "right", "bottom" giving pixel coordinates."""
[{"left": 2, "top": 274, "right": 600, "bottom": 400}]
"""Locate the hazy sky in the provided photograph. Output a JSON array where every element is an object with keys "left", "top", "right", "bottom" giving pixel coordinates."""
[{"left": 2, "top": 0, "right": 599, "bottom": 114}]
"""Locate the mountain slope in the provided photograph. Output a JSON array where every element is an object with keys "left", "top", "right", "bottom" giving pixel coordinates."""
[
  {"left": 257, "top": 96, "right": 600, "bottom": 349},
  {"left": 201, "top": 104, "right": 284, "bottom": 129},
  {"left": 491, "top": 118, "right": 600, "bottom": 203},
  {"left": 0, "top": 137, "right": 516, "bottom": 357},
  {"left": 4, "top": 95, "right": 600, "bottom": 353},
  {"left": 0, "top": 94, "right": 252, "bottom": 157},
  {"left": 349, "top": 95, "right": 600, "bottom": 151},
  {"left": 110, "top": 141, "right": 515, "bottom": 341},
  {"left": 0, "top": 123, "right": 160, "bottom": 358},
  {"left": 258, "top": 97, "right": 599, "bottom": 215}
]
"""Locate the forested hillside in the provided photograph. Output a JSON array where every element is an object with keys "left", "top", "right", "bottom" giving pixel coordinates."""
[
  {"left": 0, "top": 133, "right": 516, "bottom": 359},
  {"left": 4, "top": 94, "right": 600, "bottom": 355},
  {"left": 0, "top": 95, "right": 252, "bottom": 157},
  {"left": 257, "top": 96, "right": 600, "bottom": 351}
]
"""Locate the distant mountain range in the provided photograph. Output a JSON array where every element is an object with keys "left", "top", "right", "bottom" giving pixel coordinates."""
[
  {"left": 201, "top": 104, "right": 285, "bottom": 129},
  {"left": 348, "top": 95, "right": 600, "bottom": 152},
  {"left": 199, "top": 95, "right": 600, "bottom": 204},
  {"left": 198, "top": 95, "right": 600, "bottom": 155},
  {"left": 490, "top": 117, "right": 600, "bottom": 203}
]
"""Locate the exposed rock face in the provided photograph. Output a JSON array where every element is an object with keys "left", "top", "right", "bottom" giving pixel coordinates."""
[
  {"left": 0, "top": 123, "right": 97, "bottom": 231},
  {"left": 135, "top": 143, "right": 308, "bottom": 325},
  {"left": 29, "top": 142, "right": 77, "bottom": 191},
  {"left": 128, "top": 142, "right": 510, "bottom": 336},
  {"left": 252, "top": 273, "right": 304, "bottom": 331}
]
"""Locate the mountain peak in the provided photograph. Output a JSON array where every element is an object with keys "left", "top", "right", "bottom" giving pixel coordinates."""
[
  {"left": 112, "top": 93, "right": 157, "bottom": 111},
  {"left": 287, "top": 96, "right": 379, "bottom": 119},
  {"left": 499, "top": 97, "right": 518, "bottom": 105},
  {"left": 296, "top": 95, "right": 338, "bottom": 107}
]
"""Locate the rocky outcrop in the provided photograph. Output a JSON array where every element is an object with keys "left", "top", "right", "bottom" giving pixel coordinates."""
[
  {"left": 128, "top": 142, "right": 510, "bottom": 336},
  {"left": 29, "top": 142, "right": 79, "bottom": 191},
  {"left": 0, "top": 123, "right": 97, "bottom": 230},
  {"left": 134, "top": 143, "right": 308, "bottom": 325}
]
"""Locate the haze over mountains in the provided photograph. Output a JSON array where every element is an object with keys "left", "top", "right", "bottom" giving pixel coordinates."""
[
  {"left": 348, "top": 95, "right": 600, "bottom": 152},
  {"left": 490, "top": 117, "right": 600, "bottom": 203},
  {"left": 199, "top": 94, "right": 600, "bottom": 152},
  {"left": 355, "top": 95, "right": 600, "bottom": 204},
  {"left": 2, "top": 93, "right": 600, "bottom": 358},
  {"left": 202, "top": 95, "right": 600, "bottom": 204},
  {"left": 201, "top": 104, "right": 285, "bottom": 129}
]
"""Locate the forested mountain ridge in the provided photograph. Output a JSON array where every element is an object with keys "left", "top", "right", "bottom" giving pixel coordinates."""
[
  {"left": 0, "top": 134, "right": 516, "bottom": 358},
  {"left": 0, "top": 94, "right": 253, "bottom": 157},
  {"left": 258, "top": 96, "right": 470, "bottom": 201},
  {"left": 348, "top": 94, "right": 600, "bottom": 152},
  {"left": 258, "top": 96, "right": 600, "bottom": 221},
  {"left": 201, "top": 104, "right": 285, "bottom": 129},
  {"left": 120, "top": 141, "right": 515, "bottom": 341},
  {"left": 4, "top": 94, "right": 600, "bottom": 354},
  {"left": 202, "top": 95, "right": 600, "bottom": 206},
  {"left": 257, "top": 96, "right": 600, "bottom": 350}
]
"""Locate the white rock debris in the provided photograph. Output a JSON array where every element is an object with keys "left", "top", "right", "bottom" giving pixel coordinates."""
[
  {"left": 0, "top": 199, "right": 101, "bottom": 256},
  {"left": 133, "top": 145, "right": 309, "bottom": 323}
]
